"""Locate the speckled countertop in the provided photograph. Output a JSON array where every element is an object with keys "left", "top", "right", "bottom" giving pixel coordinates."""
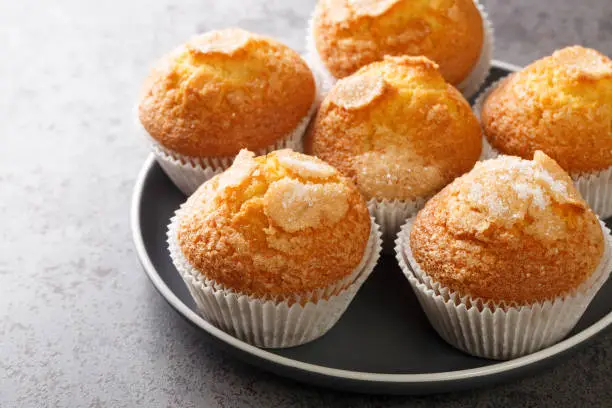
[{"left": 1, "top": 0, "right": 611, "bottom": 406}]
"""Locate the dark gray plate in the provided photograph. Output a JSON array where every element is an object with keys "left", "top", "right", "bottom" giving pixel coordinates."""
[{"left": 131, "top": 61, "right": 612, "bottom": 395}]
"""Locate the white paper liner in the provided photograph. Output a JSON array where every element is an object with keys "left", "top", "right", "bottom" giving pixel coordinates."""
[
  {"left": 305, "top": 11, "right": 337, "bottom": 96},
  {"left": 367, "top": 197, "right": 428, "bottom": 252},
  {"left": 456, "top": 0, "right": 494, "bottom": 99},
  {"left": 573, "top": 167, "right": 612, "bottom": 220},
  {"left": 168, "top": 213, "right": 382, "bottom": 348},
  {"left": 135, "top": 99, "right": 317, "bottom": 196},
  {"left": 395, "top": 217, "right": 612, "bottom": 360},
  {"left": 305, "top": 0, "right": 494, "bottom": 99},
  {"left": 474, "top": 81, "right": 612, "bottom": 219}
]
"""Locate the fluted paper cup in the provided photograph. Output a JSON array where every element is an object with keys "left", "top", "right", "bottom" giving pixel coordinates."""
[
  {"left": 168, "top": 214, "right": 382, "bottom": 348},
  {"left": 573, "top": 168, "right": 612, "bottom": 219},
  {"left": 367, "top": 197, "right": 428, "bottom": 252},
  {"left": 395, "top": 217, "right": 612, "bottom": 360}
]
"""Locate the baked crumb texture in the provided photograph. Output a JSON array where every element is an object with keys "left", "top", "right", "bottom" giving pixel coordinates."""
[
  {"left": 139, "top": 28, "right": 316, "bottom": 157},
  {"left": 305, "top": 55, "right": 482, "bottom": 201},
  {"left": 481, "top": 46, "right": 612, "bottom": 174},
  {"left": 312, "top": 0, "right": 483, "bottom": 85},
  {"left": 176, "top": 149, "right": 371, "bottom": 299},
  {"left": 410, "top": 151, "right": 604, "bottom": 304}
]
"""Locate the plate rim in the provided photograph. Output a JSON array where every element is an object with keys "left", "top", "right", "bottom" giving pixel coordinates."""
[{"left": 131, "top": 60, "right": 612, "bottom": 386}]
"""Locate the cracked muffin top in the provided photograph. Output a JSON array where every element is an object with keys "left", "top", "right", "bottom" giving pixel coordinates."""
[
  {"left": 481, "top": 46, "right": 612, "bottom": 174},
  {"left": 312, "top": 0, "right": 483, "bottom": 85},
  {"left": 410, "top": 151, "right": 604, "bottom": 304},
  {"left": 306, "top": 55, "right": 482, "bottom": 201},
  {"left": 139, "top": 28, "right": 316, "bottom": 157},
  {"left": 175, "top": 149, "right": 371, "bottom": 299}
]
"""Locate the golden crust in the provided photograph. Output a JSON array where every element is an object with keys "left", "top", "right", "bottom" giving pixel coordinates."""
[
  {"left": 175, "top": 149, "right": 371, "bottom": 299},
  {"left": 409, "top": 152, "right": 605, "bottom": 304},
  {"left": 305, "top": 56, "right": 482, "bottom": 201},
  {"left": 481, "top": 46, "right": 612, "bottom": 173},
  {"left": 313, "top": 0, "right": 484, "bottom": 85},
  {"left": 138, "top": 28, "right": 316, "bottom": 157}
]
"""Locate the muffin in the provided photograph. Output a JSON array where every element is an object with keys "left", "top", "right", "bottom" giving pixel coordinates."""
[
  {"left": 307, "top": 0, "right": 493, "bottom": 97},
  {"left": 477, "top": 46, "right": 612, "bottom": 218},
  {"left": 168, "top": 149, "right": 382, "bottom": 348},
  {"left": 396, "top": 151, "right": 611, "bottom": 359},
  {"left": 138, "top": 28, "right": 317, "bottom": 195},
  {"left": 305, "top": 55, "right": 482, "bottom": 242}
]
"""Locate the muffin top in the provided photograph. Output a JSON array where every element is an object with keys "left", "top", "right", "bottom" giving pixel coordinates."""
[
  {"left": 481, "top": 46, "right": 612, "bottom": 173},
  {"left": 175, "top": 149, "right": 371, "bottom": 299},
  {"left": 312, "top": 0, "right": 483, "bottom": 85},
  {"left": 410, "top": 151, "right": 604, "bottom": 304},
  {"left": 305, "top": 56, "right": 482, "bottom": 201},
  {"left": 139, "top": 28, "right": 316, "bottom": 157}
]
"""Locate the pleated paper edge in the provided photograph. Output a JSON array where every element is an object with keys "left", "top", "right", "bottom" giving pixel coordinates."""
[{"left": 367, "top": 197, "right": 428, "bottom": 252}]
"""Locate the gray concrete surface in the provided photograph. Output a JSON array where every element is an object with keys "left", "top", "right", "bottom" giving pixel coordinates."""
[{"left": 1, "top": 0, "right": 611, "bottom": 406}]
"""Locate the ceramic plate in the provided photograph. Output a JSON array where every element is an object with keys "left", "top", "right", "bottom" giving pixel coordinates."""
[{"left": 131, "top": 61, "right": 612, "bottom": 395}]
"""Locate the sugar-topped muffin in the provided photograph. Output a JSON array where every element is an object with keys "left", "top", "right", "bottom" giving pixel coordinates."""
[
  {"left": 138, "top": 29, "right": 317, "bottom": 195},
  {"left": 139, "top": 28, "right": 316, "bottom": 158},
  {"left": 481, "top": 46, "right": 612, "bottom": 174},
  {"left": 311, "top": 0, "right": 485, "bottom": 86},
  {"left": 409, "top": 151, "right": 604, "bottom": 304},
  {"left": 306, "top": 56, "right": 482, "bottom": 204},
  {"left": 168, "top": 149, "right": 382, "bottom": 348},
  {"left": 175, "top": 149, "right": 372, "bottom": 299},
  {"left": 397, "top": 151, "right": 610, "bottom": 359}
]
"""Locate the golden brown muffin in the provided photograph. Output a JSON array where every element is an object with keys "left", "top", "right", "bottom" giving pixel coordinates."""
[
  {"left": 481, "top": 46, "right": 612, "bottom": 174},
  {"left": 312, "top": 0, "right": 483, "bottom": 85},
  {"left": 305, "top": 55, "right": 482, "bottom": 201},
  {"left": 410, "top": 151, "right": 605, "bottom": 304},
  {"left": 139, "top": 28, "right": 316, "bottom": 157},
  {"left": 175, "top": 149, "right": 371, "bottom": 299}
]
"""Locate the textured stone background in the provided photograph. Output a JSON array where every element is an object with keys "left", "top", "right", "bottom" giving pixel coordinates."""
[{"left": 1, "top": 0, "right": 611, "bottom": 406}]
